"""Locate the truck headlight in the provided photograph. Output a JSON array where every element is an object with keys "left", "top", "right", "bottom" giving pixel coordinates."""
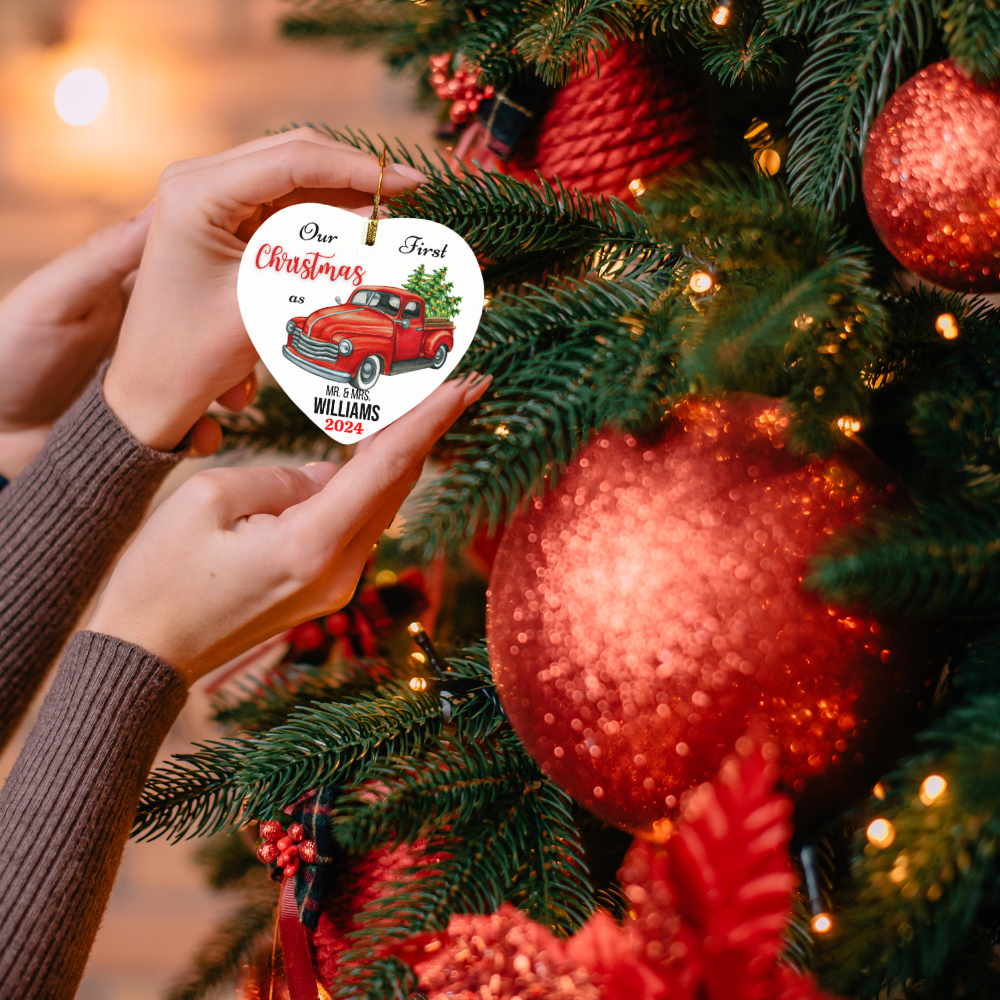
[
  {"left": 338, "top": 339, "right": 353, "bottom": 356},
  {"left": 286, "top": 320, "right": 301, "bottom": 335}
]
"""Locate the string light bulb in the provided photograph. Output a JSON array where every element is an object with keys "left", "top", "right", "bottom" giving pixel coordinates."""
[
  {"left": 711, "top": 1, "right": 732, "bottom": 25},
  {"left": 754, "top": 148, "right": 781, "bottom": 176},
  {"left": 689, "top": 271, "right": 714, "bottom": 294},
  {"left": 409, "top": 676, "right": 428, "bottom": 692},
  {"left": 867, "top": 818, "right": 896, "bottom": 848},
  {"left": 408, "top": 621, "right": 423, "bottom": 636},
  {"left": 919, "top": 774, "right": 947, "bottom": 806},
  {"left": 628, "top": 178, "right": 646, "bottom": 197},
  {"left": 810, "top": 912, "right": 834, "bottom": 934},
  {"left": 837, "top": 416, "right": 862, "bottom": 435},
  {"left": 935, "top": 313, "right": 959, "bottom": 339},
  {"left": 873, "top": 782, "right": 886, "bottom": 800}
]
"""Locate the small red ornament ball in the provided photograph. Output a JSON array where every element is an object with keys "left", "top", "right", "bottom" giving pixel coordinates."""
[
  {"left": 488, "top": 396, "right": 938, "bottom": 835},
  {"left": 862, "top": 59, "right": 1000, "bottom": 293}
]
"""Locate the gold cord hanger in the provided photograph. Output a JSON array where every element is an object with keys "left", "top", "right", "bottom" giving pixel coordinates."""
[{"left": 365, "top": 146, "right": 389, "bottom": 246}]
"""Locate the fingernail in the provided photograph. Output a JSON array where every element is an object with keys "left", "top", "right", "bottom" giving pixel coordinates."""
[
  {"left": 391, "top": 163, "right": 427, "bottom": 184},
  {"left": 464, "top": 373, "right": 492, "bottom": 402}
]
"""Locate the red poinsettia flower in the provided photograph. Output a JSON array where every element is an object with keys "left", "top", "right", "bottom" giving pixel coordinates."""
[{"left": 390, "top": 747, "right": 836, "bottom": 1000}]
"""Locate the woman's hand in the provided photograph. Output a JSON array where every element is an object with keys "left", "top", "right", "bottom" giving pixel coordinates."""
[
  {"left": 103, "top": 129, "right": 426, "bottom": 453},
  {"left": 0, "top": 214, "right": 150, "bottom": 477},
  {"left": 89, "top": 373, "right": 490, "bottom": 684}
]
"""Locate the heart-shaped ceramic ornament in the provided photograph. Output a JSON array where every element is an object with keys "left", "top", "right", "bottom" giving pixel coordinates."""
[{"left": 237, "top": 203, "right": 484, "bottom": 444}]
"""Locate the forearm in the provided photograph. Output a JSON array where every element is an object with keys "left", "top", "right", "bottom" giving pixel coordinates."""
[
  {"left": 0, "top": 367, "right": 181, "bottom": 747},
  {"left": 0, "top": 631, "right": 187, "bottom": 999}
]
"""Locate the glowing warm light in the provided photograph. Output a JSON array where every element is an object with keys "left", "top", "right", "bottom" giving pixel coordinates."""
[
  {"left": 54, "top": 67, "right": 109, "bottom": 125},
  {"left": 935, "top": 313, "right": 959, "bottom": 339},
  {"left": 811, "top": 912, "right": 834, "bottom": 934},
  {"left": 689, "top": 271, "right": 714, "bottom": 294},
  {"left": 375, "top": 569, "right": 398, "bottom": 586},
  {"left": 919, "top": 774, "right": 947, "bottom": 806},
  {"left": 409, "top": 676, "right": 428, "bottom": 692},
  {"left": 408, "top": 621, "right": 423, "bottom": 635},
  {"left": 873, "top": 782, "right": 886, "bottom": 800},
  {"left": 711, "top": 2, "right": 732, "bottom": 25},
  {"left": 754, "top": 148, "right": 781, "bottom": 176},
  {"left": 411, "top": 651, "right": 427, "bottom": 664},
  {"left": 867, "top": 818, "right": 896, "bottom": 848},
  {"left": 628, "top": 177, "right": 646, "bottom": 197},
  {"left": 495, "top": 424, "right": 510, "bottom": 437},
  {"left": 837, "top": 416, "right": 863, "bottom": 435}
]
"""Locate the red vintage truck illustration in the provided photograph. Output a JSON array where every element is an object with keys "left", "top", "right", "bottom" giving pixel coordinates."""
[{"left": 282, "top": 285, "right": 455, "bottom": 390}]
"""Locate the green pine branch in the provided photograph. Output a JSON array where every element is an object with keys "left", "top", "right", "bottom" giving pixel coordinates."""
[
  {"left": 288, "top": 127, "right": 668, "bottom": 285},
  {"left": 404, "top": 278, "right": 680, "bottom": 556},
  {"left": 514, "top": 0, "right": 635, "bottom": 86},
  {"left": 331, "top": 730, "right": 542, "bottom": 853},
  {"left": 133, "top": 740, "right": 254, "bottom": 843},
  {"left": 134, "top": 682, "right": 442, "bottom": 842},
  {"left": 134, "top": 646, "right": 500, "bottom": 843},
  {"left": 335, "top": 765, "right": 594, "bottom": 998},
  {"left": 941, "top": 0, "right": 1000, "bottom": 81},
  {"left": 455, "top": 0, "right": 530, "bottom": 84},
  {"left": 643, "top": 165, "right": 885, "bottom": 453},
  {"left": 236, "top": 681, "right": 443, "bottom": 823},
  {"left": 807, "top": 503, "right": 1000, "bottom": 618},
  {"left": 782, "top": 0, "right": 935, "bottom": 211},
  {"left": 816, "top": 695, "right": 1000, "bottom": 997},
  {"left": 164, "top": 886, "right": 278, "bottom": 1000}
]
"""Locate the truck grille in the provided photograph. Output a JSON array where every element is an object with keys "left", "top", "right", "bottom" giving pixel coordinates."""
[{"left": 290, "top": 328, "right": 342, "bottom": 364}]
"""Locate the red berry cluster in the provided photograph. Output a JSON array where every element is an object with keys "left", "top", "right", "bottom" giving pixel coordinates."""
[
  {"left": 429, "top": 54, "right": 494, "bottom": 124},
  {"left": 257, "top": 820, "right": 318, "bottom": 877}
]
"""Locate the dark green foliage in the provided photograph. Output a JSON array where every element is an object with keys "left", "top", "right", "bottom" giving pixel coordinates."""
[
  {"left": 331, "top": 730, "right": 543, "bottom": 852},
  {"left": 816, "top": 696, "right": 1000, "bottom": 997},
  {"left": 513, "top": 0, "right": 633, "bottom": 86},
  {"left": 643, "top": 164, "right": 885, "bottom": 453},
  {"left": 136, "top": 645, "right": 503, "bottom": 843},
  {"left": 209, "top": 662, "right": 369, "bottom": 734},
  {"left": 405, "top": 277, "right": 681, "bottom": 556},
  {"left": 231, "top": 682, "right": 444, "bottom": 829},
  {"left": 335, "top": 760, "right": 593, "bottom": 998},
  {"left": 781, "top": 1, "right": 935, "bottom": 212},
  {"left": 216, "top": 385, "right": 338, "bottom": 458},
  {"left": 940, "top": 0, "right": 1000, "bottom": 81},
  {"left": 164, "top": 886, "right": 277, "bottom": 1000},
  {"left": 134, "top": 681, "right": 443, "bottom": 842},
  {"left": 286, "top": 126, "right": 666, "bottom": 288},
  {"left": 134, "top": 740, "right": 253, "bottom": 843}
]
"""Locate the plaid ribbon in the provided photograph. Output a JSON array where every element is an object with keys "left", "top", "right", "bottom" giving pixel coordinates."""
[{"left": 269, "top": 786, "right": 342, "bottom": 930}]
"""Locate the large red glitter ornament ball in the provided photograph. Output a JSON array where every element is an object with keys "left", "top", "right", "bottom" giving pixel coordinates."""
[
  {"left": 488, "top": 396, "right": 939, "bottom": 835},
  {"left": 862, "top": 60, "right": 1000, "bottom": 293}
]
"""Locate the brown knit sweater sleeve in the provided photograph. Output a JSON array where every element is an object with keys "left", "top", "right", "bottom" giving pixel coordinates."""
[
  {"left": 0, "top": 631, "right": 187, "bottom": 999},
  {"left": 0, "top": 368, "right": 182, "bottom": 748}
]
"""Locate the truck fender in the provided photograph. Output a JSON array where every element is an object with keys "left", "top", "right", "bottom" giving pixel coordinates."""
[{"left": 424, "top": 328, "right": 455, "bottom": 357}]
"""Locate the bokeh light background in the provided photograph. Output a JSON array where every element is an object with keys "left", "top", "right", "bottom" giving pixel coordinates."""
[{"left": 0, "top": 0, "right": 434, "bottom": 995}]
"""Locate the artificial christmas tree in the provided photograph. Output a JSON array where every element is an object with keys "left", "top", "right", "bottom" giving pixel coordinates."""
[{"left": 144, "top": 2, "right": 1000, "bottom": 998}]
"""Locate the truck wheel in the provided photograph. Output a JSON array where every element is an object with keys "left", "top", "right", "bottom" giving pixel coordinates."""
[
  {"left": 430, "top": 344, "right": 449, "bottom": 369},
  {"left": 352, "top": 355, "right": 382, "bottom": 390}
]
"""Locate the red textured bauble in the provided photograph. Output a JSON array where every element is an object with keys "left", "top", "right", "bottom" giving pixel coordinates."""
[
  {"left": 503, "top": 42, "right": 709, "bottom": 203},
  {"left": 862, "top": 59, "right": 1000, "bottom": 293},
  {"left": 488, "top": 396, "right": 939, "bottom": 835}
]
